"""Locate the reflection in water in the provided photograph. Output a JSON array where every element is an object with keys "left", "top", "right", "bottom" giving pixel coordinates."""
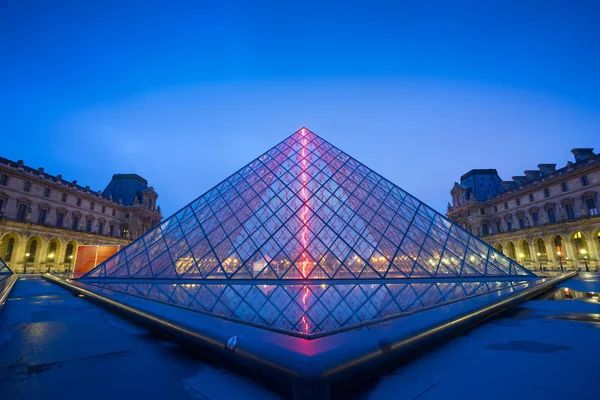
[
  {"left": 86, "top": 280, "right": 533, "bottom": 336},
  {"left": 546, "top": 287, "right": 600, "bottom": 303}
]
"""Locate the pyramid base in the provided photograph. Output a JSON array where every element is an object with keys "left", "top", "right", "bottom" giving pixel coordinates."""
[{"left": 43, "top": 272, "right": 575, "bottom": 399}]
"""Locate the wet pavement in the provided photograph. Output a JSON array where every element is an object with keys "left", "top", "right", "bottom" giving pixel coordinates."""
[
  {"left": 1, "top": 274, "right": 599, "bottom": 399},
  {"left": 354, "top": 272, "right": 600, "bottom": 399},
  {"left": 0, "top": 276, "right": 279, "bottom": 400}
]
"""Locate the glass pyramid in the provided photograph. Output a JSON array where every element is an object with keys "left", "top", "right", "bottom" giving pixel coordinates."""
[
  {"left": 85, "top": 128, "right": 533, "bottom": 280},
  {"left": 0, "top": 258, "right": 13, "bottom": 282}
]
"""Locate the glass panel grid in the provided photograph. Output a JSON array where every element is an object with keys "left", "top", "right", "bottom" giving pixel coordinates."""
[{"left": 85, "top": 128, "right": 534, "bottom": 280}]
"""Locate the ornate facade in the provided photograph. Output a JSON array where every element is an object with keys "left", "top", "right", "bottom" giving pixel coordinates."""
[
  {"left": 447, "top": 148, "right": 600, "bottom": 271},
  {"left": 0, "top": 157, "right": 162, "bottom": 273}
]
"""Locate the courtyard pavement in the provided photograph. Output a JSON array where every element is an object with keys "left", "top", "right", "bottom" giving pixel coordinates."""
[
  {"left": 353, "top": 272, "right": 600, "bottom": 399},
  {"left": 0, "top": 274, "right": 598, "bottom": 399},
  {"left": 0, "top": 276, "right": 279, "bottom": 400}
]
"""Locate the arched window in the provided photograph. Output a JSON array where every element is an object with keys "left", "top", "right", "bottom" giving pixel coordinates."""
[
  {"left": 573, "top": 232, "right": 588, "bottom": 258},
  {"left": 520, "top": 240, "right": 531, "bottom": 261},
  {"left": 535, "top": 238, "right": 547, "bottom": 258},
  {"left": 507, "top": 242, "right": 516, "bottom": 259},
  {"left": 64, "top": 242, "right": 75, "bottom": 264},
  {"left": 554, "top": 236, "right": 566, "bottom": 259},
  {"left": 495, "top": 243, "right": 503, "bottom": 253},
  {"left": 27, "top": 239, "right": 37, "bottom": 262},
  {"left": 47, "top": 240, "right": 58, "bottom": 263},
  {"left": 2, "top": 237, "right": 15, "bottom": 262}
]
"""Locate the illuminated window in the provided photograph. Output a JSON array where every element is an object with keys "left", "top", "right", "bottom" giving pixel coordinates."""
[
  {"left": 521, "top": 240, "right": 531, "bottom": 261},
  {"left": 535, "top": 238, "right": 547, "bottom": 257},
  {"left": 573, "top": 232, "right": 588, "bottom": 256},
  {"left": 47, "top": 241, "right": 57, "bottom": 263},
  {"left": 585, "top": 197, "right": 597, "bottom": 215},
  {"left": 64, "top": 243, "right": 74, "bottom": 263},
  {"left": 555, "top": 236, "right": 565, "bottom": 259},
  {"left": 26, "top": 239, "right": 37, "bottom": 262}
]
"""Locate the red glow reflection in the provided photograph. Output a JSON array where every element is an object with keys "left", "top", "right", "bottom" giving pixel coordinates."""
[{"left": 300, "top": 128, "right": 310, "bottom": 334}]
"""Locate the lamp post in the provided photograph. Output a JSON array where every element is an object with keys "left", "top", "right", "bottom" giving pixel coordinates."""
[
  {"left": 24, "top": 252, "right": 30, "bottom": 273},
  {"left": 557, "top": 251, "right": 563, "bottom": 272},
  {"left": 47, "top": 253, "right": 54, "bottom": 273},
  {"left": 537, "top": 252, "right": 543, "bottom": 272},
  {"left": 581, "top": 249, "right": 589, "bottom": 272}
]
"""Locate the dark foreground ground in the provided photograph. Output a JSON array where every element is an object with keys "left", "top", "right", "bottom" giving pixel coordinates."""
[{"left": 1, "top": 274, "right": 598, "bottom": 399}]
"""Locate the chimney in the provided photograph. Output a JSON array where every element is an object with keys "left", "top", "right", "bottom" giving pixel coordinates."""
[
  {"left": 524, "top": 170, "right": 541, "bottom": 181},
  {"left": 571, "top": 148, "right": 595, "bottom": 163},
  {"left": 512, "top": 176, "right": 527, "bottom": 186},
  {"left": 538, "top": 164, "right": 556, "bottom": 177}
]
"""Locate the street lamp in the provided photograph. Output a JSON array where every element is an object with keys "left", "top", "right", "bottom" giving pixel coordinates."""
[
  {"left": 557, "top": 251, "right": 563, "bottom": 272},
  {"left": 537, "top": 252, "right": 542, "bottom": 272},
  {"left": 580, "top": 249, "right": 589, "bottom": 272},
  {"left": 24, "top": 252, "right": 30, "bottom": 274}
]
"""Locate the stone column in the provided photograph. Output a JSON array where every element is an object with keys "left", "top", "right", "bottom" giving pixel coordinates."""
[{"left": 12, "top": 235, "right": 27, "bottom": 274}]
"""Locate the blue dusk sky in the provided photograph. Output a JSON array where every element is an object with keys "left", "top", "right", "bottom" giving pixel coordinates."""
[{"left": 1, "top": 1, "right": 599, "bottom": 216}]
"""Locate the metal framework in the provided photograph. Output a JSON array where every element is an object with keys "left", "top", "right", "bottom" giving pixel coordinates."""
[
  {"left": 84, "top": 128, "right": 533, "bottom": 280},
  {"left": 0, "top": 258, "right": 12, "bottom": 282}
]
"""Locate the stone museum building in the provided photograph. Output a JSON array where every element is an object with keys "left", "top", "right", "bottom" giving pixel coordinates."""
[
  {"left": 0, "top": 156, "right": 162, "bottom": 273},
  {"left": 447, "top": 148, "right": 600, "bottom": 271}
]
